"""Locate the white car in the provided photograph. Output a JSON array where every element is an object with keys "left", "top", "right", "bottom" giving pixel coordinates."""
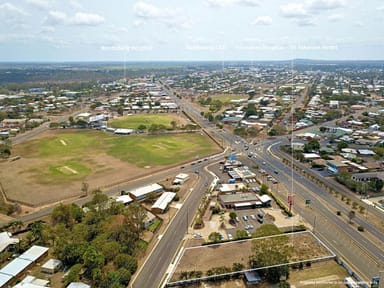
[{"left": 228, "top": 233, "right": 233, "bottom": 240}]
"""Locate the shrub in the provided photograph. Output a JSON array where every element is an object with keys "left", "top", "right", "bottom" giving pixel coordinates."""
[{"left": 357, "top": 226, "right": 364, "bottom": 232}]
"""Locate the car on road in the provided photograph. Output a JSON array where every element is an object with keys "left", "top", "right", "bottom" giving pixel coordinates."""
[
  {"left": 274, "top": 170, "right": 279, "bottom": 174},
  {"left": 193, "top": 233, "right": 202, "bottom": 238},
  {"left": 262, "top": 161, "right": 266, "bottom": 165}
]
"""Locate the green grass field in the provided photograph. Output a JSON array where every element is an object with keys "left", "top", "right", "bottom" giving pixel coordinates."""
[
  {"left": 108, "top": 114, "right": 183, "bottom": 129},
  {"left": 17, "top": 130, "right": 219, "bottom": 183},
  {"left": 106, "top": 133, "right": 214, "bottom": 167},
  {"left": 209, "top": 93, "right": 249, "bottom": 104}
]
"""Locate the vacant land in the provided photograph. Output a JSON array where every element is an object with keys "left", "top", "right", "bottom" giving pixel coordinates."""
[
  {"left": 170, "top": 231, "right": 334, "bottom": 283},
  {"left": 188, "top": 261, "right": 347, "bottom": 288},
  {"left": 108, "top": 114, "right": 189, "bottom": 129},
  {"left": 1, "top": 129, "right": 220, "bottom": 206}
]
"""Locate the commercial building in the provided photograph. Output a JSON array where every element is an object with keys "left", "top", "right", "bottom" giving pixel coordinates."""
[
  {"left": 151, "top": 192, "right": 176, "bottom": 214},
  {"left": 115, "top": 195, "right": 133, "bottom": 205},
  {"left": 219, "top": 193, "right": 262, "bottom": 209},
  {"left": 232, "top": 166, "right": 256, "bottom": 180},
  {"left": 173, "top": 173, "right": 190, "bottom": 185},
  {"left": 217, "top": 183, "right": 246, "bottom": 193},
  {"left": 128, "top": 183, "right": 163, "bottom": 201}
]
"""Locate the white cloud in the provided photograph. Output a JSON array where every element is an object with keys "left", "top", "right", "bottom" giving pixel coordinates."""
[
  {"left": 0, "top": 2, "right": 27, "bottom": 16},
  {"left": 296, "top": 18, "right": 316, "bottom": 26},
  {"left": 280, "top": 0, "right": 346, "bottom": 26},
  {"left": 251, "top": 16, "right": 272, "bottom": 25},
  {"left": 306, "top": 0, "right": 346, "bottom": 12},
  {"left": 206, "top": 0, "right": 259, "bottom": 7},
  {"left": 280, "top": 3, "right": 308, "bottom": 18},
  {"left": 134, "top": 1, "right": 173, "bottom": 18},
  {"left": 44, "top": 10, "right": 105, "bottom": 26},
  {"left": 377, "top": 5, "right": 384, "bottom": 11},
  {"left": 72, "top": 12, "right": 105, "bottom": 26},
  {"left": 45, "top": 10, "right": 67, "bottom": 25},
  {"left": 328, "top": 13, "right": 343, "bottom": 21},
  {"left": 26, "top": 0, "right": 51, "bottom": 10},
  {"left": 133, "top": 1, "right": 192, "bottom": 30}
]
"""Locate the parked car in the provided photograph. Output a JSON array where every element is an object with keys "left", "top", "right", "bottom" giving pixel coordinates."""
[
  {"left": 250, "top": 214, "right": 256, "bottom": 220},
  {"left": 242, "top": 215, "right": 248, "bottom": 221},
  {"left": 228, "top": 233, "right": 233, "bottom": 240}
]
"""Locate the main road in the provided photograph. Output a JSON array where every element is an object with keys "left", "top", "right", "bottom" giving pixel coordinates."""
[
  {"left": 249, "top": 138, "right": 384, "bottom": 280},
  {"left": 130, "top": 163, "right": 215, "bottom": 288}
]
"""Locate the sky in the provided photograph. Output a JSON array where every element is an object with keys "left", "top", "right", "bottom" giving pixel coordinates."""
[{"left": 0, "top": 0, "right": 384, "bottom": 62}]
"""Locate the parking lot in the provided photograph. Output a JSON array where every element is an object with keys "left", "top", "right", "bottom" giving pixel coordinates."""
[{"left": 225, "top": 208, "right": 272, "bottom": 239}]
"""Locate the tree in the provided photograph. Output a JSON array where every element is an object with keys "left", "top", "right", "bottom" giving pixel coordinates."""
[
  {"left": 117, "top": 106, "right": 124, "bottom": 116},
  {"left": 304, "top": 139, "right": 320, "bottom": 153},
  {"left": 62, "top": 263, "right": 82, "bottom": 287},
  {"left": 208, "top": 232, "right": 222, "bottom": 243},
  {"left": 260, "top": 184, "right": 269, "bottom": 194},
  {"left": 145, "top": 192, "right": 158, "bottom": 204},
  {"left": 337, "top": 141, "right": 348, "bottom": 151},
  {"left": 81, "top": 182, "right": 89, "bottom": 197},
  {"left": 236, "top": 230, "right": 248, "bottom": 239},
  {"left": 83, "top": 246, "right": 105, "bottom": 275},
  {"left": 29, "top": 220, "right": 45, "bottom": 244},
  {"left": 229, "top": 212, "right": 237, "bottom": 220},
  {"left": 232, "top": 262, "right": 244, "bottom": 272},
  {"left": 369, "top": 179, "right": 384, "bottom": 193},
  {"left": 249, "top": 235, "right": 292, "bottom": 283},
  {"left": 137, "top": 124, "right": 147, "bottom": 132},
  {"left": 170, "top": 120, "right": 177, "bottom": 129},
  {"left": 51, "top": 204, "right": 71, "bottom": 227},
  {"left": 114, "top": 254, "right": 138, "bottom": 274},
  {"left": 125, "top": 201, "right": 147, "bottom": 238},
  {"left": 269, "top": 125, "right": 287, "bottom": 136},
  {"left": 278, "top": 281, "right": 291, "bottom": 288}
]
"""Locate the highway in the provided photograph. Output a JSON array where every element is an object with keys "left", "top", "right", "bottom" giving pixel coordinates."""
[{"left": 248, "top": 138, "right": 384, "bottom": 280}]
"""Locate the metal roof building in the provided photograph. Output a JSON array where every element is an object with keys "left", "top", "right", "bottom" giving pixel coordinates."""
[
  {"left": 129, "top": 183, "right": 163, "bottom": 201},
  {"left": 19, "top": 246, "right": 49, "bottom": 263},
  {"left": 0, "top": 273, "right": 12, "bottom": 288},
  {"left": 151, "top": 192, "right": 175, "bottom": 214},
  {"left": 66, "top": 282, "right": 91, "bottom": 288},
  {"left": 0, "top": 258, "right": 32, "bottom": 277}
]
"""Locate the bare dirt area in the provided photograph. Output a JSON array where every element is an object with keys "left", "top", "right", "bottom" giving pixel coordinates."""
[
  {"left": 170, "top": 231, "right": 334, "bottom": 283},
  {"left": 0, "top": 151, "right": 146, "bottom": 206}
]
